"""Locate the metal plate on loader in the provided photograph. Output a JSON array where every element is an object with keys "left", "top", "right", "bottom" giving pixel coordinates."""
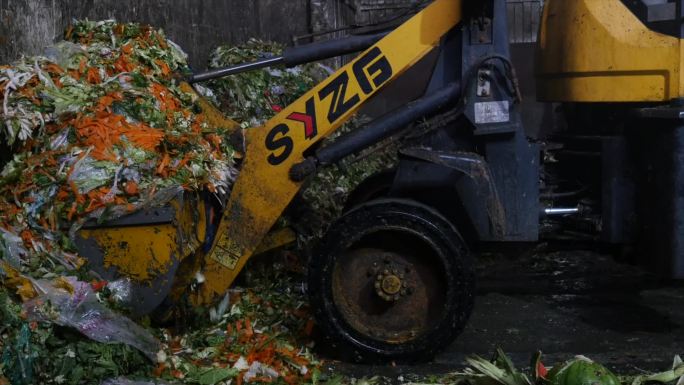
[
  {"left": 74, "top": 193, "right": 206, "bottom": 316},
  {"left": 474, "top": 101, "right": 510, "bottom": 124}
]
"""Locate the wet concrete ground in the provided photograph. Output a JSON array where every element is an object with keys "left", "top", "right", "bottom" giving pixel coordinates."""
[{"left": 329, "top": 243, "right": 684, "bottom": 381}]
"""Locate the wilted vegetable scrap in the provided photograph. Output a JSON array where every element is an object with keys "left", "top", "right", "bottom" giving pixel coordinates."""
[
  {"left": 207, "top": 39, "right": 327, "bottom": 127},
  {"left": 0, "top": 19, "right": 236, "bottom": 276},
  {"left": 0, "top": 19, "right": 350, "bottom": 385},
  {"left": 0, "top": 19, "right": 238, "bottom": 384},
  {"left": 150, "top": 263, "right": 321, "bottom": 384},
  {"left": 407, "top": 350, "right": 684, "bottom": 385}
]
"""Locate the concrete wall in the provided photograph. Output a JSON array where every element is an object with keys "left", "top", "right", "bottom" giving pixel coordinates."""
[
  {"left": 0, "top": 0, "right": 310, "bottom": 69},
  {"left": 0, "top": 0, "right": 549, "bottom": 138}
]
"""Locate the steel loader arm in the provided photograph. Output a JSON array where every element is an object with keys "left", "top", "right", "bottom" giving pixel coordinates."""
[{"left": 193, "top": 0, "right": 463, "bottom": 306}]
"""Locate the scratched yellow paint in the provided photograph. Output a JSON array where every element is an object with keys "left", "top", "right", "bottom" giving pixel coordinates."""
[
  {"left": 193, "top": 0, "right": 463, "bottom": 305},
  {"left": 81, "top": 225, "right": 177, "bottom": 282},
  {"left": 79, "top": 194, "right": 206, "bottom": 283}
]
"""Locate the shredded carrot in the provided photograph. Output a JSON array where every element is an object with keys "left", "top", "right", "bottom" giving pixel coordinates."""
[
  {"left": 67, "top": 202, "right": 77, "bottom": 221},
  {"left": 44, "top": 63, "right": 64, "bottom": 74},
  {"left": 206, "top": 133, "right": 222, "bottom": 149},
  {"left": 244, "top": 318, "right": 254, "bottom": 338},
  {"left": 69, "top": 180, "right": 81, "bottom": 200},
  {"left": 78, "top": 57, "right": 87, "bottom": 75},
  {"left": 154, "top": 59, "right": 171, "bottom": 76},
  {"left": 70, "top": 112, "right": 163, "bottom": 161},
  {"left": 86, "top": 67, "right": 101, "bottom": 84},
  {"left": 121, "top": 43, "right": 133, "bottom": 55},
  {"left": 150, "top": 82, "right": 181, "bottom": 112},
  {"left": 152, "top": 363, "right": 166, "bottom": 378},
  {"left": 124, "top": 181, "right": 139, "bottom": 196},
  {"left": 156, "top": 153, "right": 171, "bottom": 176},
  {"left": 114, "top": 53, "right": 133, "bottom": 73},
  {"left": 20, "top": 229, "right": 33, "bottom": 247},
  {"left": 173, "top": 153, "right": 193, "bottom": 171},
  {"left": 68, "top": 69, "right": 81, "bottom": 81}
]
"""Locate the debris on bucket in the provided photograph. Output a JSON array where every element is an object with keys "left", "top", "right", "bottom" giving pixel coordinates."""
[{"left": 0, "top": 18, "right": 236, "bottom": 280}]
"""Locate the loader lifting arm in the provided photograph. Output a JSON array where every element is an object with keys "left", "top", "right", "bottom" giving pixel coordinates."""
[{"left": 185, "top": 0, "right": 464, "bottom": 306}]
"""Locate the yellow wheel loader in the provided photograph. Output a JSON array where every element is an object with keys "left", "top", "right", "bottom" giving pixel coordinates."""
[{"left": 75, "top": 0, "right": 684, "bottom": 362}]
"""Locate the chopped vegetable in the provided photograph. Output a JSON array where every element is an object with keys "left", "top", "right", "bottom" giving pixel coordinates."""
[
  {"left": 0, "top": 19, "right": 238, "bottom": 385},
  {"left": 207, "top": 39, "right": 328, "bottom": 127}
]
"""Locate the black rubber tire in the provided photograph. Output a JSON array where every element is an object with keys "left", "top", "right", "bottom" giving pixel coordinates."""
[{"left": 308, "top": 198, "right": 475, "bottom": 363}]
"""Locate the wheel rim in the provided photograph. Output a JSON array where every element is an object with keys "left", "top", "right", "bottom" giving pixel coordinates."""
[{"left": 331, "top": 229, "right": 449, "bottom": 344}]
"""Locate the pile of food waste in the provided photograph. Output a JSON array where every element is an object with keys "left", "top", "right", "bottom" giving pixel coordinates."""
[
  {"left": 0, "top": 257, "right": 335, "bottom": 385},
  {"left": 0, "top": 19, "right": 332, "bottom": 385},
  {"left": 2, "top": 18, "right": 679, "bottom": 385},
  {"left": 206, "top": 39, "right": 327, "bottom": 127}
]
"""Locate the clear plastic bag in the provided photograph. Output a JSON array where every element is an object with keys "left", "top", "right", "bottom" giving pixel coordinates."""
[
  {"left": 68, "top": 155, "right": 118, "bottom": 195},
  {"left": 49, "top": 128, "right": 71, "bottom": 150},
  {"left": 107, "top": 278, "right": 133, "bottom": 305},
  {"left": 0, "top": 227, "right": 28, "bottom": 268},
  {"left": 43, "top": 42, "right": 86, "bottom": 69},
  {"left": 24, "top": 277, "right": 161, "bottom": 361},
  {"left": 243, "top": 361, "right": 279, "bottom": 383}
]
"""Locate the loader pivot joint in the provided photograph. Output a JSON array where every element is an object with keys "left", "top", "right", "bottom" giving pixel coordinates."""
[{"left": 289, "top": 157, "right": 318, "bottom": 182}]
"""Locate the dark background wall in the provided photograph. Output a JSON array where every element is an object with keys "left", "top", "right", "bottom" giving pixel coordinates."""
[
  {"left": 0, "top": 0, "right": 310, "bottom": 69},
  {"left": 0, "top": 0, "right": 548, "bottom": 137}
]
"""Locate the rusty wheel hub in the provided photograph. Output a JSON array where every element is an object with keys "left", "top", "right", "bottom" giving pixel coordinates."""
[
  {"left": 332, "top": 246, "right": 447, "bottom": 343},
  {"left": 372, "top": 261, "right": 410, "bottom": 301},
  {"left": 309, "top": 199, "right": 475, "bottom": 361}
]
